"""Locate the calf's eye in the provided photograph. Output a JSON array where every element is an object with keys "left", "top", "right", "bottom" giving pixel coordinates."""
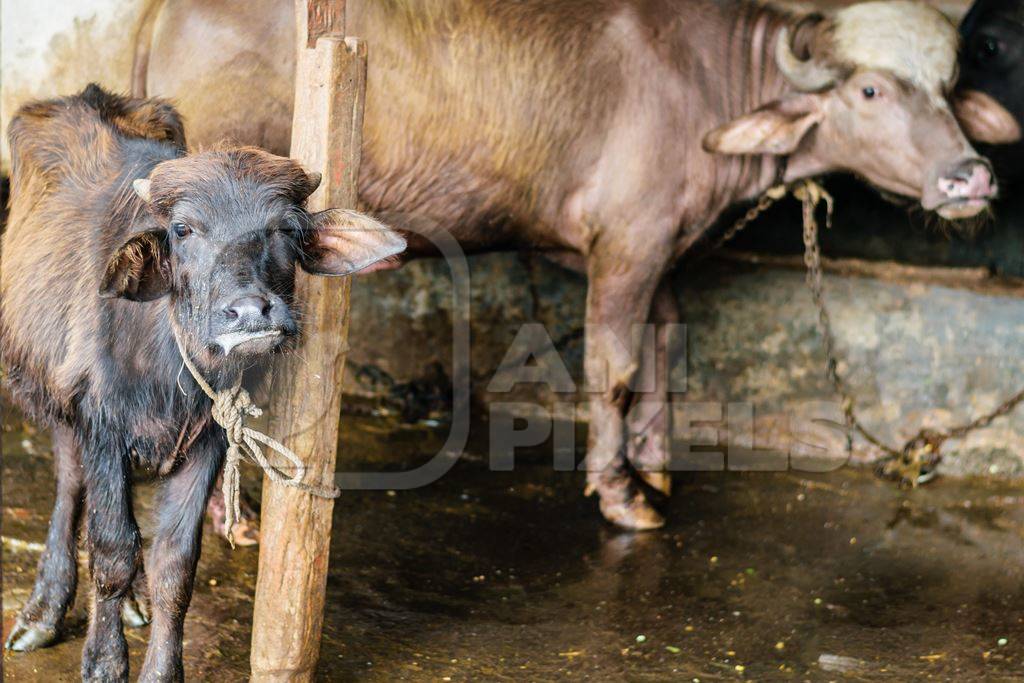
[
  {"left": 171, "top": 222, "right": 191, "bottom": 238},
  {"left": 979, "top": 35, "right": 1001, "bottom": 60},
  {"left": 862, "top": 86, "right": 877, "bottom": 100}
]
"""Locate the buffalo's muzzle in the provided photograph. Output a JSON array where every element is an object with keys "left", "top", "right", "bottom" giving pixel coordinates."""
[
  {"left": 225, "top": 295, "right": 272, "bottom": 322},
  {"left": 934, "top": 159, "right": 997, "bottom": 219},
  {"left": 214, "top": 292, "right": 294, "bottom": 356}
]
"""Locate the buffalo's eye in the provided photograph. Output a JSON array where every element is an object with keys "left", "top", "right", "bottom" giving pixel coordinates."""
[
  {"left": 171, "top": 222, "right": 191, "bottom": 239},
  {"left": 862, "top": 86, "right": 877, "bottom": 100},
  {"left": 978, "top": 35, "right": 1001, "bottom": 61}
]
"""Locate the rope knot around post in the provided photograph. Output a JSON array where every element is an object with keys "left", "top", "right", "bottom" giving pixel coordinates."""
[{"left": 172, "top": 327, "right": 340, "bottom": 548}]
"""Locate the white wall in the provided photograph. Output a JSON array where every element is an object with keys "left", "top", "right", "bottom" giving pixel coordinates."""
[{"left": 1, "top": 0, "right": 146, "bottom": 170}]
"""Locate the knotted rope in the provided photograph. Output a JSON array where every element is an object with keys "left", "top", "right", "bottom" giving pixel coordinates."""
[{"left": 172, "top": 328, "right": 340, "bottom": 547}]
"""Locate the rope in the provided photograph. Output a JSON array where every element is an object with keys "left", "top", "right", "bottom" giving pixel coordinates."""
[{"left": 172, "top": 327, "right": 340, "bottom": 547}]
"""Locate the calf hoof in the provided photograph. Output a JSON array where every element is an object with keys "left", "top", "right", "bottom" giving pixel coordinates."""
[
  {"left": 122, "top": 593, "right": 151, "bottom": 628},
  {"left": 208, "top": 488, "right": 260, "bottom": 546},
  {"left": 226, "top": 517, "right": 260, "bottom": 547},
  {"left": 82, "top": 637, "right": 129, "bottom": 682},
  {"left": 599, "top": 492, "right": 665, "bottom": 531},
  {"left": 5, "top": 620, "right": 59, "bottom": 652}
]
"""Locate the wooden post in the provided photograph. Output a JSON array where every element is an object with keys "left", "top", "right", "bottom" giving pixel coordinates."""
[{"left": 249, "top": 1, "right": 366, "bottom": 680}]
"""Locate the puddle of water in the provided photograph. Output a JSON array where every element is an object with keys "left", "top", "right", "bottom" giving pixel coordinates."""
[{"left": 3, "top": 408, "right": 1023, "bottom": 681}]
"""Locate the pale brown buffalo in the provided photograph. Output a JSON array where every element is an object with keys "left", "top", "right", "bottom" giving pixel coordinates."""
[{"left": 138, "top": 0, "right": 1002, "bottom": 530}]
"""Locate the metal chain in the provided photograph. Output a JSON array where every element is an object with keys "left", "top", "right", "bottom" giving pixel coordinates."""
[
  {"left": 712, "top": 179, "right": 1024, "bottom": 485},
  {"left": 705, "top": 184, "right": 789, "bottom": 255},
  {"left": 795, "top": 182, "right": 900, "bottom": 459}
]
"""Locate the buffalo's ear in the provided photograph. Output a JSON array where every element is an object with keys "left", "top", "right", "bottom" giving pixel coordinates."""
[
  {"left": 99, "top": 230, "right": 172, "bottom": 301},
  {"left": 703, "top": 93, "right": 825, "bottom": 155},
  {"left": 299, "top": 209, "right": 406, "bottom": 276},
  {"left": 954, "top": 89, "right": 1022, "bottom": 145}
]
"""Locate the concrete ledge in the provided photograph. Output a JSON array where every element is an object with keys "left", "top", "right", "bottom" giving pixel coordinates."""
[{"left": 348, "top": 253, "right": 1024, "bottom": 481}]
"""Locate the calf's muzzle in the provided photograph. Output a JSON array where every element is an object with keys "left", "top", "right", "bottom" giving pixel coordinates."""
[{"left": 215, "top": 291, "right": 294, "bottom": 356}]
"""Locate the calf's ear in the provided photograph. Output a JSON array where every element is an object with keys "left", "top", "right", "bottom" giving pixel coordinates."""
[
  {"left": 99, "top": 230, "right": 172, "bottom": 301},
  {"left": 300, "top": 209, "right": 406, "bottom": 276},
  {"left": 954, "top": 89, "right": 1022, "bottom": 145},
  {"left": 703, "top": 93, "right": 825, "bottom": 156}
]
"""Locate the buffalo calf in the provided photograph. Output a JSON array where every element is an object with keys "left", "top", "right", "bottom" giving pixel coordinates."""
[
  {"left": 0, "top": 84, "right": 405, "bottom": 682},
  {"left": 956, "top": 0, "right": 1024, "bottom": 171}
]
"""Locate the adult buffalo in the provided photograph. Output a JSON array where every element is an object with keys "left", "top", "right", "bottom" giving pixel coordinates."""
[
  {"left": 956, "top": 0, "right": 1024, "bottom": 170},
  {"left": 139, "top": 0, "right": 1000, "bottom": 530}
]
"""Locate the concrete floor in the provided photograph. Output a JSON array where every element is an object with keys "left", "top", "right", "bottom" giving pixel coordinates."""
[{"left": 2, "top": 409, "right": 1023, "bottom": 681}]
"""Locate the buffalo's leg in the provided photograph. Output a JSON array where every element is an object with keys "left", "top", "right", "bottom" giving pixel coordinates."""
[
  {"left": 139, "top": 438, "right": 222, "bottom": 682},
  {"left": 626, "top": 279, "right": 679, "bottom": 496},
  {"left": 583, "top": 243, "right": 669, "bottom": 530},
  {"left": 5, "top": 426, "right": 84, "bottom": 651},
  {"left": 81, "top": 435, "right": 141, "bottom": 683}
]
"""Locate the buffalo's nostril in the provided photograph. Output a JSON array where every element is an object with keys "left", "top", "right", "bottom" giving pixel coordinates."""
[
  {"left": 225, "top": 295, "right": 272, "bottom": 322},
  {"left": 938, "top": 160, "right": 996, "bottom": 200}
]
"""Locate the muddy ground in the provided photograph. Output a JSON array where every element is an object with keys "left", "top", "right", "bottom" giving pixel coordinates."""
[{"left": 2, "top": 406, "right": 1022, "bottom": 681}]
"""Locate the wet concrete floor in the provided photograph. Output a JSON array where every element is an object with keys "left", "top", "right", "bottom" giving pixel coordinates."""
[{"left": 2, "top": 410, "right": 1023, "bottom": 681}]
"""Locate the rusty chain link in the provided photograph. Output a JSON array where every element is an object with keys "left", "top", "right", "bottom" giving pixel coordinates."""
[
  {"left": 709, "top": 179, "right": 1024, "bottom": 486},
  {"left": 704, "top": 184, "right": 789, "bottom": 254}
]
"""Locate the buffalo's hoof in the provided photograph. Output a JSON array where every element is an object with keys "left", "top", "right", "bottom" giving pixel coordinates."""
[
  {"left": 209, "top": 491, "right": 261, "bottom": 546},
  {"left": 122, "top": 593, "right": 151, "bottom": 628},
  {"left": 5, "top": 620, "right": 60, "bottom": 652},
  {"left": 227, "top": 517, "right": 260, "bottom": 547},
  {"left": 637, "top": 470, "right": 672, "bottom": 496},
  {"left": 599, "top": 492, "right": 665, "bottom": 531}
]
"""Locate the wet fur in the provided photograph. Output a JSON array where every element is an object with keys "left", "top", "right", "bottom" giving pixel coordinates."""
[{"left": 0, "top": 85, "right": 319, "bottom": 681}]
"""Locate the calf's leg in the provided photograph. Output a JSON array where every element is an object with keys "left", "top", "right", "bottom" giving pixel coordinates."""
[
  {"left": 81, "top": 436, "right": 141, "bottom": 683},
  {"left": 626, "top": 280, "right": 679, "bottom": 496},
  {"left": 139, "top": 438, "right": 222, "bottom": 682},
  {"left": 6, "top": 426, "right": 84, "bottom": 651},
  {"left": 583, "top": 242, "right": 671, "bottom": 530}
]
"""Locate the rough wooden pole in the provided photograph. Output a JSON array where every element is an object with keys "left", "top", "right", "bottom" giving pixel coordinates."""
[{"left": 250, "top": 1, "right": 365, "bottom": 680}]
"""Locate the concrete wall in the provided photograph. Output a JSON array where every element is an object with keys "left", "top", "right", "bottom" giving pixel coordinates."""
[
  {"left": 346, "top": 190, "right": 1024, "bottom": 479},
  {"left": 0, "top": 0, "right": 144, "bottom": 172}
]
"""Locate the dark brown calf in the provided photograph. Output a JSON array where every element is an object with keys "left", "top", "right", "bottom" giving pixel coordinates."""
[{"left": 0, "top": 85, "right": 404, "bottom": 681}]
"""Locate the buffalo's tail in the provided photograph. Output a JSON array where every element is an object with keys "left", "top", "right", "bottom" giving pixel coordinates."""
[{"left": 131, "top": 0, "right": 167, "bottom": 98}]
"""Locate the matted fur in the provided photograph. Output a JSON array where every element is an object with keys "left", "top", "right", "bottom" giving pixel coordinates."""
[{"left": 145, "top": 146, "right": 320, "bottom": 218}]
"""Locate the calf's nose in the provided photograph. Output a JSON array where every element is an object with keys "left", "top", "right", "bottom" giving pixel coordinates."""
[
  {"left": 224, "top": 295, "right": 272, "bottom": 322},
  {"left": 937, "top": 160, "right": 996, "bottom": 200}
]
